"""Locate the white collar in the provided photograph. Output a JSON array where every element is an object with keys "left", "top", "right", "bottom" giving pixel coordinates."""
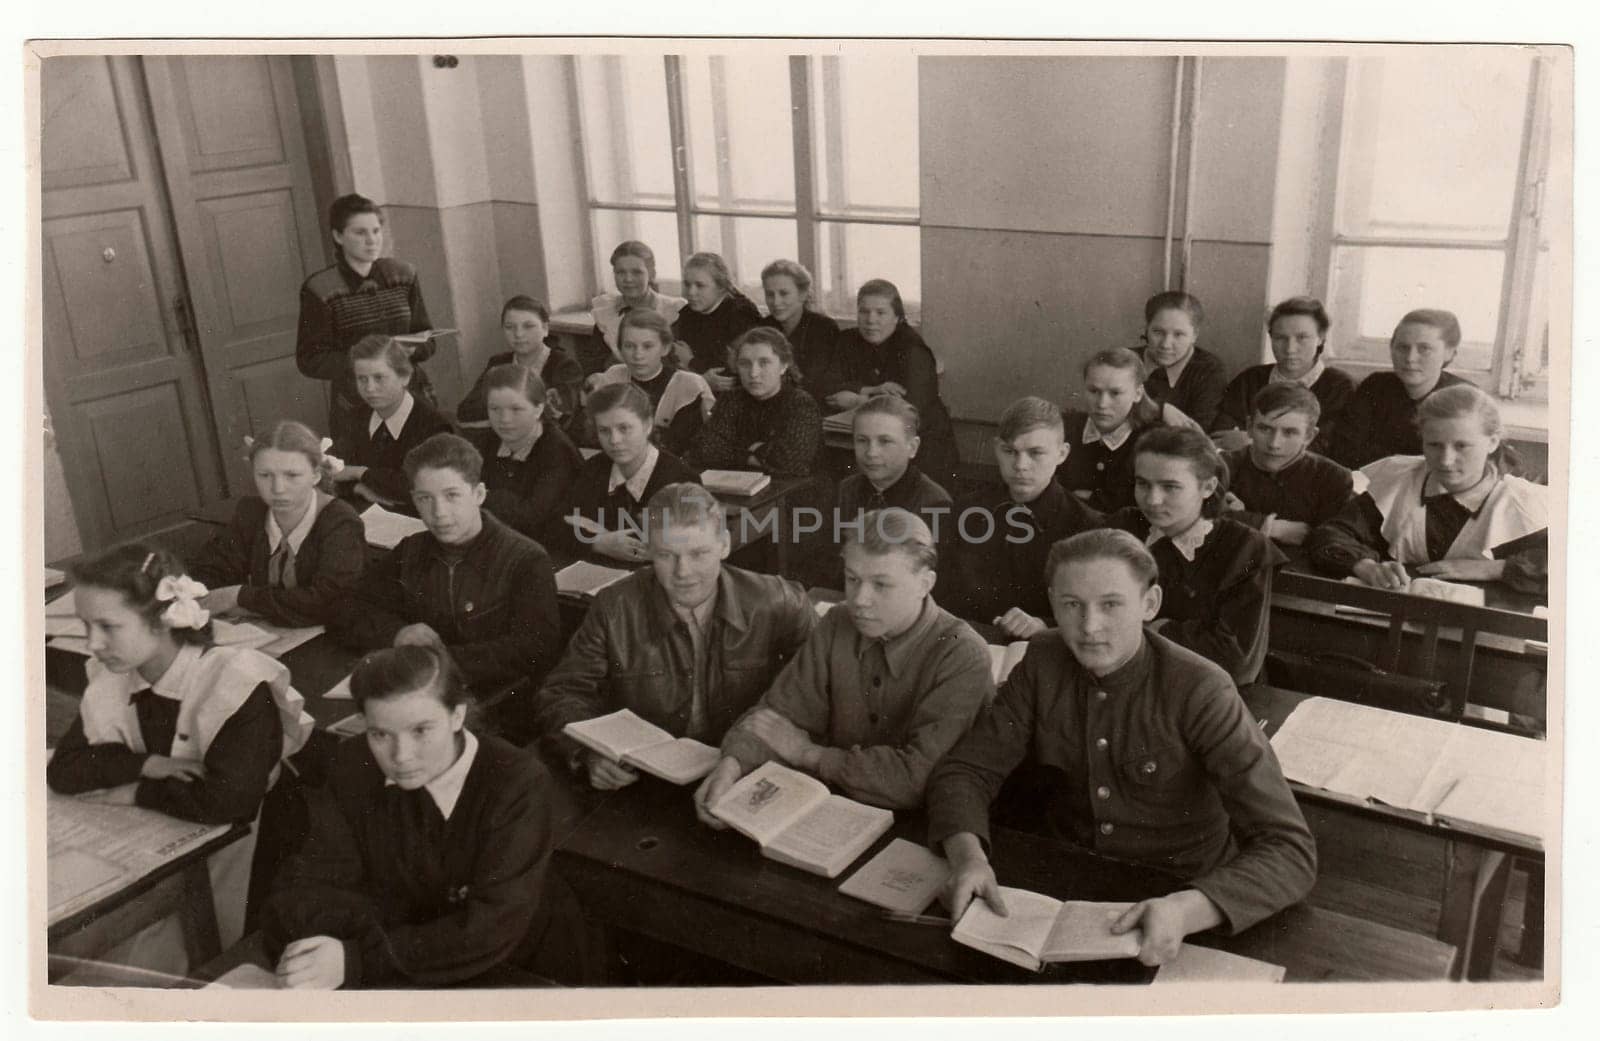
[
  {"left": 265, "top": 493, "right": 322, "bottom": 554},
  {"left": 1083, "top": 416, "right": 1133, "bottom": 451},
  {"left": 1424, "top": 465, "right": 1501, "bottom": 514},
  {"left": 497, "top": 427, "right": 543, "bottom": 462},
  {"left": 135, "top": 643, "right": 205, "bottom": 703},
  {"left": 1269, "top": 358, "right": 1326, "bottom": 388},
  {"left": 1147, "top": 516, "right": 1214, "bottom": 562},
  {"left": 385, "top": 729, "right": 479, "bottom": 821},
  {"left": 609, "top": 443, "right": 661, "bottom": 500},
  {"left": 369, "top": 392, "right": 415, "bottom": 439}
]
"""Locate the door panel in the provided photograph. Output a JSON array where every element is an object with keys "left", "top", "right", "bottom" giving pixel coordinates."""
[
  {"left": 43, "top": 209, "right": 170, "bottom": 363},
  {"left": 83, "top": 383, "right": 207, "bottom": 532}
]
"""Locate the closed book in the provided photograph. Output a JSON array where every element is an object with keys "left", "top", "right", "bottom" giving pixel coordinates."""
[{"left": 700, "top": 469, "right": 771, "bottom": 497}]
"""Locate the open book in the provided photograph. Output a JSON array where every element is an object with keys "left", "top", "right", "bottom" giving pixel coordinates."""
[
  {"left": 562, "top": 709, "right": 720, "bottom": 785},
  {"left": 360, "top": 504, "right": 427, "bottom": 549},
  {"left": 709, "top": 761, "right": 893, "bottom": 879},
  {"left": 554, "top": 560, "right": 633, "bottom": 598},
  {"left": 988, "top": 641, "right": 1029, "bottom": 685},
  {"left": 1338, "top": 574, "right": 1486, "bottom": 607},
  {"left": 838, "top": 838, "right": 950, "bottom": 914},
  {"left": 700, "top": 469, "right": 771, "bottom": 498},
  {"left": 952, "top": 889, "right": 1140, "bottom": 971}
]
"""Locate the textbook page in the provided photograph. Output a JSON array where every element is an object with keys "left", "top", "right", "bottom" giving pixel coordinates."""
[
  {"left": 838, "top": 838, "right": 950, "bottom": 914},
  {"left": 1039, "top": 901, "right": 1140, "bottom": 963},
  {"left": 564, "top": 708, "right": 675, "bottom": 760},
  {"left": 1414, "top": 725, "right": 1545, "bottom": 843},
  {"left": 988, "top": 642, "right": 1029, "bottom": 686},
  {"left": 1155, "top": 943, "right": 1286, "bottom": 983},
  {"left": 1271, "top": 697, "right": 1453, "bottom": 808},
  {"left": 360, "top": 504, "right": 427, "bottom": 549},
  {"left": 763, "top": 794, "right": 894, "bottom": 878},
  {"left": 555, "top": 560, "right": 633, "bottom": 597},
  {"left": 952, "top": 886, "right": 1063, "bottom": 971},
  {"left": 711, "top": 761, "right": 829, "bottom": 847},
  {"left": 623, "top": 738, "right": 721, "bottom": 785},
  {"left": 324, "top": 674, "right": 353, "bottom": 700}
]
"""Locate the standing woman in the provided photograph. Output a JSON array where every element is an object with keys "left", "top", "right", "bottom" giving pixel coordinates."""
[
  {"left": 673, "top": 252, "right": 762, "bottom": 390},
  {"left": 591, "top": 240, "right": 687, "bottom": 363},
  {"left": 1211, "top": 296, "right": 1357, "bottom": 456},
  {"left": 466, "top": 364, "right": 584, "bottom": 540},
  {"left": 297, "top": 193, "right": 437, "bottom": 419},
  {"left": 1136, "top": 291, "right": 1230, "bottom": 431},
  {"left": 688, "top": 327, "right": 823, "bottom": 478},
  {"left": 455, "top": 296, "right": 584, "bottom": 433},
  {"left": 811, "top": 279, "right": 959, "bottom": 485},
  {"left": 758, "top": 259, "right": 840, "bottom": 381},
  {"left": 1328, "top": 308, "right": 1473, "bottom": 469},
  {"left": 190, "top": 421, "right": 366, "bottom": 628}
]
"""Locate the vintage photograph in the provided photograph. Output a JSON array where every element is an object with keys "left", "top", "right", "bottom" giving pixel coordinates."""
[{"left": 25, "top": 34, "right": 1569, "bottom": 1021}]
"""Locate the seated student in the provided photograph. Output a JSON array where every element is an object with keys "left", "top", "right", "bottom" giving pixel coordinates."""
[
  {"left": 263, "top": 645, "right": 589, "bottom": 989},
  {"left": 455, "top": 296, "right": 584, "bottom": 432},
  {"left": 694, "top": 509, "right": 993, "bottom": 814},
  {"left": 465, "top": 363, "right": 583, "bottom": 540},
  {"left": 550, "top": 382, "right": 702, "bottom": 564},
  {"left": 586, "top": 309, "right": 715, "bottom": 458},
  {"left": 1106, "top": 427, "right": 1287, "bottom": 686},
  {"left": 1309, "top": 384, "right": 1548, "bottom": 596},
  {"left": 1062, "top": 347, "right": 1197, "bottom": 513},
  {"left": 837, "top": 395, "right": 954, "bottom": 530},
  {"left": 939, "top": 397, "right": 1102, "bottom": 638},
  {"left": 534, "top": 483, "right": 817, "bottom": 788},
  {"left": 687, "top": 327, "right": 823, "bottom": 477},
  {"left": 758, "top": 258, "right": 840, "bottom": 380},
  {"left": 673, "top": 251, "right": 762, "bottom": 389},
  {"left": 328, "top": 334, "right": 453, "bottom": 507},
  {"left": 190, "top": 420, "right": 365, "bottom": 628},
  {"left": 1220, "top": 384, "right": 1355, "bottom": 546},
  {"left": 925, "top": 530, "right": 1317, "bottom": 965},
  {"left": 338, "top": 434, "right": 562, "bottom": 737},
  {"left": 592, "top": 239, "right": 687, "bottom": 362},
  {"left": 1135, "top": 291, "right": 1230, "bottom": 431},
  {"left": 1211, "top": 296, "right": 1357, "bottom": 457},
  {"left": 1329, "top": 308, "right": 1473, "bottom": 469}
]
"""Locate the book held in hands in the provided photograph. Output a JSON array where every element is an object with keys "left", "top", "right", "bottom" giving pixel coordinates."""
[
  {"left": 952, "top": 889, "right": 1140, "bottom": 971},
  {"left": 562, "top": 709, "right": 721, "bottom": 785},
  {"left": 709, "top": 761, "right": 893, "bottom": 879}
]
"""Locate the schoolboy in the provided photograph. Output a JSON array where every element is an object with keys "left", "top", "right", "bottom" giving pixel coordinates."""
[
  {"left": 1221, "top": 383, "right": 1355, "bottom": 546},
  {"left": 926, "top": 530, "right": 1316, "bottom": 966},
  {"left": 837, "top": 395, "right": 955, "bottom": 526},
  {"left": 695, "top": 509, "right": 992, "bottom": 814}
]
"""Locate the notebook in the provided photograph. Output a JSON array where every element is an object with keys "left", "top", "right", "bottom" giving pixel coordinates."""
[
  {"left": 562, "top": 709, "right": 721, "bottom": 785},
  {"left": 555, "top": 561, "right": 633, "bottom": 598},
  {"left": 952, "top": 889, "right": 1140, "bottom": 971},
  {"left": 838, "top": 838, "right": 950, "bottom": 914},
  {"left": 700, "top": 469, "right": 771, "bottom": 498},
  {"left": 709, "top": 761, "right": 893, "bottom": 879},
  {"left": 359, "top": 504, "right": 427, "bottom": 549}
]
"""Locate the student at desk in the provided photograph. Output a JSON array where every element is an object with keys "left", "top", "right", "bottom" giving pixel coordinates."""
[
  {"left": 1328, "top": 308, "right": 1473, "bottom": 469},
  {"left": 694, "top": 509, "right": 993, "bottom": 814},
  {"left": 836, "top": 395, "right": 954, "bottom": 535},
  {"left": 673, "top": 251, "right": 762, "bottom": 388},
  {"left": 687, "top": 327, "right": 823, "bottom": 478},
  {"left": 263, "top": 645, "right": 590, "bottom": 989},
  {"left": 190, "top": 420, "right": 366, "bottom": 627},
  {"left": 327, "top": 335, "right": 452, "bottom": 507},
  {"left": 586, "top": 309, "right": 715, "bottom": 458},
  {"left": 465, "top": 363, "right": 583, "bottom": 541},
  {"left": 926, "top": 530, "right": 1317, "bottom": 966},
  {"left": 1061, "top": 347, "right": 1197, "bottom": 513},
  {"left": 1135, "top": 291, "right": 1230, "bottom": 431},
  {"left": 1219, "top": 384, "right": 1354, "bottom": 546},
  {"left": 534, "top": 483, "right": 816, "bottom": 789},
  {"left": 455, "top": 296, "right": 584, "bottom": 434},
  {"left": 1308, "top": 384, "right": 1549, "bottom": 596},
  {"left": 757, "top": 258, "right": 840, "bottom": 380},
  {"left": 591, "top": 240, "right": 687, "bottom": 362}
]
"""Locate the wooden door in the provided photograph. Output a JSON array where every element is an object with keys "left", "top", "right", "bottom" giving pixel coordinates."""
[
  {"left": 142, "top": 55, "right": 330, "bottom": 494},
  {"left": 40, "top": 55, "right": 226, "bottom": 549}
]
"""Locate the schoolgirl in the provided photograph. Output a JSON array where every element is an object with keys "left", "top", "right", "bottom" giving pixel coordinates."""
[
  {"left": 588, "top": 309, "right": 715, "bottom": 457},
  {"left": 1135, "top": 291, "right": 1230, "bottom": 430},
  {"left": 591, "top": 240, "right": 687, "bottom": 361},
  {"left": 1211, "top": 296, "right": 1357, "bottom": 456},
  {"left": 687, "top": 326, "right": 823, "bottom": 478},
  {"left": 455, "top": 296, "right": 584, "bottom": 432},
  {"left": 672, "top": 251, "right": 762, "bottom": 388},
  {"left": 1061, "top": 346, "right": 1197, "bottom": 513},
  {"left": 327, "top": 334, "right": 452, "bottom": 506},
  {"left": 467, "top": 363, "right": 584, "bottom": 539}
]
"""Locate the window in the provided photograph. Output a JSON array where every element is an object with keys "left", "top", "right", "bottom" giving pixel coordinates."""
[
  {"left": 572, "top": 54, "right": 921, "bottom": 317},
  {"left": 1324, "top": 51, "right": 1555, "bottom": 402}
]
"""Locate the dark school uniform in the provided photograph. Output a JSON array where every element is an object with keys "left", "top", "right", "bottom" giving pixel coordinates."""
[
  {"left": 329, "top": 394, "right": 454, "bottom": 506},
  {"left": 467, "top": 424, "right": 584, "bottom": 541},
  {"left": 758, "top": 310, "right": 841, "bottom": 386},
  {"left": 544, "top": 446, "right": 703, "bottom": 559},
  {"left": 687, "top": 381, "right": 823, "bottom": 478},
  {"left": 585, "top": 365, "right": 713, "bottom": 459},
  {"left": 1327, "top": 370, "right": 1472, "bottom": 469},
  {"left": 1211, "top": 363, "right": 1359, "bottom": 457},
  {"left": 1220, "top": 447, "right": 1354, "bottom": 534},
  {"left": 1060, "top": 407, "right": 1166, "bottom": 514},
  {"left": 296, "top": 256, "right": 436, "bottom": 412},
  {"left": 836, "top": 464, "right": 954, "bottom": 532},
  {"left": 1137, "top": 345, "right": 1229, "bottom": 431},
  {"left": 673, "top": 292, "right": 763, "bottom": 374},
  {"left": 455, "top": 344, "right": 586, "bottom": 430},
  {"left": 926, "top": 631, "right": 1317, "bottom": 934}
]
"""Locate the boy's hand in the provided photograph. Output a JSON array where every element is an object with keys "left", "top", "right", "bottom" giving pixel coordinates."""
[
  {"left": 994, "top": 608, "right": 1048, "bottom": 640},
  {"left": 593, "top": 530, "right": 649, "bottom": 564},
  {"left": 1265, "top": 518, "right": 1311, "bottom": 545},
  {"left": 1110, "top": 889, "right": 1223, "bottom": 966},
  {"left": 940, "top": 832, "right": 1008, "bottom": 921},
  {"left": 277, "top": 935, "right": 346, "bottom": 989},
  {"left": 743, "top": 708, "right": 817, "bottom": 767},
  {"left": 693, "top": 757, "right": 744, "bottom": 828},
  {"left": 584, "top": 752, "right": 640, "bottom": 790},
  {"left": 1353, "top": 559, "right": 1410, "bottom": 591}
]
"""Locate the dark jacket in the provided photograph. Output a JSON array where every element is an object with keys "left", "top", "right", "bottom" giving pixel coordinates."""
[
  {"left": 544, "top": 449, "right": 702, "bottom": 559},
  {"left": 297, "top": 256, "right": 435, "bottom": 411},
  {"left": 455, "top": 345, "right": 586, "bottom": 430},
  {"left": 812, "top": 323, "right": 958, "bottom": 484},
  {"left": 1221, "top": 447, "right": 1354, "bottom": 533},
  {"left": 329, "top": 396, "right": 454, "bottom": 506},
  {"left": 673, "top": 293, "right": 763, "bottom": 374},
  {"left": 1212, "top": 364, "right": 1358, "bottom": 457},
  {"left": 687, "top": 381, "right": 823, "bottom": 477},
  {"left": 1138, "top": 345, "right": 1230, "bottom": 431},
  {"left": 1060, "top": 407, "right": 1167, "bottom": 514},
  {"left": 1328, "top": 370, "right": 1472, "bottom": 469},
  {"left": 759, "top": 310, "right": 841, "bottom": 386},
  {"left": 467, "top": 425, "right": 585, "bottom": 541}
]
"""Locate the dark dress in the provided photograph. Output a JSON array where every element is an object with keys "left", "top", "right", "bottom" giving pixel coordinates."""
[
  {"left": 673, "top": 293, "right": 762, "bottom": 374},
  {"left": 1211, "top": 364, "right": 1359, "bottom": 457},
  {"left": 1060, "top": 406, "right": 1166, "bottom": 514},
  {"left": 1327, "top": 370, "right": 1472, "bottom": 469},
  {"left": 467, "top": 424, "right": 584, "bottom": 540},
  {"left": 687, "top": 381, "right": 823, "bottom": 478},
  {"left": 329, "top": 396, "right": 454, "bottom": 506},
  {"left": 296, "top": 256, "right": 435, "bottom": 414},
  {"left": 1137, "top": 345, "right": 1230, "bottom": 431},
  {"left": 544, "top": 448, "right": 703, "bottom": 559},
  {"left": 1220, "top": 447, "right": 1354, "bottom": 533},
  {"left": 455, "top": 345, "right": 585, "bottom": 430},
  {"left": 758, "top": 310, "right": 841, "bottom": 387}
]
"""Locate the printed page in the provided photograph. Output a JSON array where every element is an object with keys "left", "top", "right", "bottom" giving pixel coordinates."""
[
  {"left": 1272, "top": 697, "right": 1453, "bottom": 809},
  {"left": 764, "top": 795, "right": 893, "bottom": 878},
  {"left": 48, "top": 848, "right": 124, "bottom": 919},
  {"left": 989, "top": 642, "right": 1029, "bottom": 686},
  {"left": 359, "top": 504, "right": 427, "bottom": 549},
  {"left": 1155, "top": 943, "right": 1286, "bottom": 983},
  {"left": 838, "top": 838, "right": 951, "bottom": 914},
  {"left": 564, "top": 708, "right": 675, "bottom": 761},
  {"left": 1040, "top": 901, "right": 1141, "bottom": 963},
  {"left": 1406, "top": 576, "right": 1487, "bottom": 606},
  {"left": 324, "top": 674, "right": 353, "bottom": 700},
  {"left": 710, "top": 761, "right": 828, "bottom": 847},
  {"left": 554, "top": 560, "right": 633, "bottom": 597},
  {"left": 624, "top": 737, "right": 720, "bottom": 785},
  {"left": 952, "top": 886, "right": 1062, "bottom": 967},
  {"left": 1416, "top": 726, "right": 1545, "bottom": 842}
]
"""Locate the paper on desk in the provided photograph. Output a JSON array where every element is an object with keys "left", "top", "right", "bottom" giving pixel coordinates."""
[
  {"left": 360, "top": 504, "right": 427, "bottom": 549},
  {"left": 254, "top": 623, "right": 324, "bottom": 658},
  {"left": 45, "top": 589, "right": 77, "bottom": 617},
  {"left": 50, "top": 619, "right": 282, "bottom": 658},
  {"left": 204, "top": 963, "right": 283, "bottom": 989},
  {"left": 555, "top": 560, "right": 633, "bottom": 597},
  {"left": 45, "top": 616, "right": 86, "bottom": 638},
  {"left": 1155, "top": 944, "right": 1285, "bottom": 983},
  {"left": 45, "top": 566, "right": 66, "bottom": 588},
  {"left": 327, "top": 712, "right": 366, "bottom": 737},
  {"left": 324, "top": 674, "right": 353, "bottom": 700}
]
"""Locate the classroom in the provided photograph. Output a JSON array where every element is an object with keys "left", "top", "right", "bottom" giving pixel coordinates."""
[{"left": 33, "top": 40, "right": 1566, "bottom": 1010}]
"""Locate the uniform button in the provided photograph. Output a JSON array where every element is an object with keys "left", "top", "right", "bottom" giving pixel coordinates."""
[
  {"left": 1095, "top": 462, "right": 1105, "bottom": 471},
  {"left": 1095, "top": 737, "right": 1109, "bottom": 750},
  {"left": 1099, "top": 822, "right": 1114, "bottom": 835},
  {"left": 1094, "top": 690, "right": 1107, "bottom": 702},
  {"left": 1142, "top": 760, "right": 1157, "bottom": 774},
  {"left": 1096, "top": 786, "right": 1110, "bottom": 800}
]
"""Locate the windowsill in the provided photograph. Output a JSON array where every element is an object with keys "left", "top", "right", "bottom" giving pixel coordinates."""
[{"left": 550, "top": 307, "right": 910, "bottom": 336}]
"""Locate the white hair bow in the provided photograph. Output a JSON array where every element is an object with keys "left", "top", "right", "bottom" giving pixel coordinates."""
[
  {"left": 155, "top": 574, "right": 211, "bottom": 630},
  {"left": 318, "top": 437, "right": 346, "bottom": 475}
]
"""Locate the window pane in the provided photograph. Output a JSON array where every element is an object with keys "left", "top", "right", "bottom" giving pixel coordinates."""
[
  {"left": 683, "top": 56, "right": 795, "bottom": 212},
  {"left": 1327, "top": 245, "right": 1501, "bottom": 371},
  {"left": 1512, "top": 243, "right": 1550, "bottom": 400},
  {"left": 692, "top": 216, "right": 798, "bottom": 301},
  {"left": 575, "top": 55, "right": 675, "bottom": 207},
  {"left": 590, "top": 209, "right": 683, "bottom": 296},
  {"left": 812, "top": 55, "right": 919, "bottom": 218},
  {"left": 815, "top": 222, "right": 921, "bottom": 318},
  {"left": 1338, "top": 52, "right": 1531, "bottom": 241}
]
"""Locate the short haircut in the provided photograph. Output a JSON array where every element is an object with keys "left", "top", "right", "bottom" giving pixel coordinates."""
[
  {"left": 847, "top": 508, "right": 938, "bottom": 573},
  {"left": 1394, "top": 308, "right": 1463, "bottom": 350},
  {"left": 645, "top": 482, "right": 726, "bottom": 537},
  {"left": 587, "top": 381, "right": 654, "bottom": 426},
  {"left": 1134, "top": 425, "right": 1230, "bottom": 518},
  {"left": 853, "top": 394, "right": 921, "bottom": 438},
  {"left": 1267, "top": 295, "right": 1331, "bottom": 336},
  {"left": 483, "top": 362, "right": 547, "bottom": 406},
  {"left": 69, "top": 542, "right": 214, "bottom": 647},
  {"left": 1250, "top": 383, "right": 1322, "bottom": 426},
  {"left": 1082, "top": 345, "right": 1146, "bottom": 382},
  {"left": 761, "top": 258, "right": 815, "bottom": 303},
  {"left": 404, "top": 432, "right": 483, "bottom": 486},
  {"left": 857, "top": 278, "right": 907, "bottom": 320},
  {"left": 1144, "top": 290, "right": 1204, "bottom": 328},
  {"left": 617, "top": 307, "right": 674, "bottom": 347},
  {"left": 329, "top": 192, "right": 382, "bottom": 233},
  {"left": 1045, "top": 529, "right": 1160, "bottom": 590},
  {"left": 349, "top": 644, "right": 470, "bottom": 712},
  {"left": 349, "top": 334, "right": 413, "bottom": 380},
  {"left": 997, "top": 396, "right": 1065, "bottom": 442},
  {"left": 501, "top": 294, "right": 550, "bottom": 324}
]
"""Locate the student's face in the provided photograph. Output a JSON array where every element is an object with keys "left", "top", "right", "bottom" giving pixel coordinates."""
[
  {"left": 853, "top": 412, "right": 919, "bottom": 488},
  {"left": 353, "top": 357, "right": 407, "bottom": 415},
  {"left": 683, "top": 267, "right": 724, "bottom": 314},
  {"left": 1049, "top": 557, "right": 1161, "bottom": 677},
  {"left": 1084, "top": 365, "right": 1144, "bottom": 431},
  {"left": 1248, "top": 409, "right": 1317, "bottom": 472},
  {"left": 612, "top": 255, "right": 652, "bottom": 302},
  {"left": 842, "top": 543, "right": 934, "bottom": 641},
  {"left": 619, "top": 327, "right": 667, "bottom": 380},
  {"left": 1390, "top": 322, "right": 1456, "bottom": 394},
  {"left": 362, "top": 687, "right": 467, "bottom": 790},
  {"left": 252, "top": 447, "right": 319, "bottom": 515},
  {"left": 486, "top": 387, "right": 545, "bottom": 446},
  {"left": 332, "top": 213, "right": 383, "bottom": 265},
  {"left": 409, "top": 465, "right": 486, "bottom": 546},
  {"left": 856, "top": 294, "right": 899, "bottom": 346},
  {"left": 1144, "top": 308, "right": 1198, "bottom": 368},
  {"left": 994, "top": 426, "right": 1069, "bottom": 503},
  {"left": 501, "top": 309, "right": 549, "bottom": 362},
  {"left": 1422, "top": 415, "right": 1501, "bottom": 494},
  {"left": 736, "top": 342, "right": 788, "bottom": 401},
  {"left": 763, "top": 275, "right": 805, "bottom": 325},
  {"left": 1268, "top": 314, "right": 1324, "bottom": 380},
  {"left": 648, "top": 516, "right": 729, "bottom": 610},
  {"left": 595, "top": 407, "right": 651, "bottom": 469},
  {"left": 1134, "top": 452, "right": 1216, "bottom": 536},
  {"left": 77, "top": 584, "right": 169, "bottom": 675}
]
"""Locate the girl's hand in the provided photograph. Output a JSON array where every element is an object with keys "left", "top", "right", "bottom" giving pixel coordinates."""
[
  {"left": 331, "top": 464, "right": 365, "bottom": 484},
  {"left": 141, "top": 756, "right": 207, "bottom": 782},
  {"left": 870, "top": 381, "right": 908, "bottom": 398},
  {"left": 1265, "top": 519, "right": 1311, "bottom": 545},
  {"left": 1415, "top": 558, "right": 1506, "bottom": 582},
  {"left": 1353, "top": 559, "right": 1410, "bottom": 591},
  {"left": 825, "top": 391, "right": 865, "bottom": 411},
  {"left": 671, "top": 340, "right": 695, "bottom": 369},
  {"left": 200, "top": 585, "right": 243, "bottom": 617},
  {"left": 705, "top": 367, "right": 738, "bottom": 394},
  {"left": 1211, "top": 428, "right": 1251, "bottom": 452},
  {"left": 1221, "top": 491, "right": 1247, "bottom": 513},
  {"left": 594, "top": 530, "right": 649, "bottom": 564},
  {"left": 277, "top": 936, "right": 346, "bottom": 990}
]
